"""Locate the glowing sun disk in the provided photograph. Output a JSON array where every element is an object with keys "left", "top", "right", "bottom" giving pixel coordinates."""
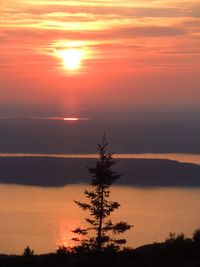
[{"left": 58, "top": 49, "right": 83, "bottom": 70}]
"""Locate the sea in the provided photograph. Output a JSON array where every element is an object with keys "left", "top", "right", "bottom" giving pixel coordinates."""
[{"left": 0, "top": 153, "right": 200, "bottom": 254}]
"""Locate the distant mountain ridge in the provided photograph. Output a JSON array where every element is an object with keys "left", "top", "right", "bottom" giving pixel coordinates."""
[{"left": 0, "top": 157, "right": 200, "bottom": 187}]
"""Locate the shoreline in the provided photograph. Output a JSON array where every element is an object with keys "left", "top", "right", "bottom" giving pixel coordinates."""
[{"left": 0, "top": 152, "right": 199, "bottom": 165}]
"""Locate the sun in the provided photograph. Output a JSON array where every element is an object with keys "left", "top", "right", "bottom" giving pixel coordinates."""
[{"left": 57, "top": 48, "right": 83, "bottom": 71}]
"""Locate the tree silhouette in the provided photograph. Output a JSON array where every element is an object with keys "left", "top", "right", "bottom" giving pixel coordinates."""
[
  {"left": 23, "top": 246, "right": 34, "bottom": 257},
  {"left": 193, "top": 229, "right": 200, "bottom": 243},
  {"left": 73, "top": 136, "right": 132, "bottom": 252}
]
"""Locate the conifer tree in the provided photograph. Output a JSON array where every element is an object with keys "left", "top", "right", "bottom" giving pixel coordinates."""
[
  {"left": 23, "top": 246, "right": 34, "bottom": 257},
  {"left": 73, "top": 136, "right": 132, "bottom": 252}
]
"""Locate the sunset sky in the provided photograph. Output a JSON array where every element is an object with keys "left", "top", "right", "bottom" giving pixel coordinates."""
[
  {"left": 1, "top": 0, "right": 200, "bottom": 118},
  {"left": 1, "top": 1, "right": 200, "bottom": 257}
]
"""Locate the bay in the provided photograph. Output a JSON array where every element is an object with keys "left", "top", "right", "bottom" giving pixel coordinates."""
[{"left": 1, "top": 184, "right": 200, "bottom": 254}]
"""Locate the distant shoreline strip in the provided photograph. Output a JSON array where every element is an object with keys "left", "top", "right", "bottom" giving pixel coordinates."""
[{"left": 0, "top": 153, "right": 199, "bottom": 165}]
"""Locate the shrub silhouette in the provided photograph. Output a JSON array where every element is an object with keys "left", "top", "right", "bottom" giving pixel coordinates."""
[
  {"left": 193, "top": 229, "right": 200, "bottom": 243},
  {"left": 166, "top": 233, "right": 185, "bottom": 244},
  {"left": 56, "top": 246, "right": 71, "bottom": 256},
  {"left": 23, "top": 245, "right": 34, "bottom": 257},
  {"left": 165, "top": 233, "right": 191, "bottom": 245}
]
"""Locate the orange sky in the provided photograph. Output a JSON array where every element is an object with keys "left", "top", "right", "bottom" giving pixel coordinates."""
[{"left": 1, "top": 0, "right": 200, "bottom": 116}]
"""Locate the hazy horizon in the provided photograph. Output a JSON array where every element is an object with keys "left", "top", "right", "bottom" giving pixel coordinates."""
[{"left": 0, "top": 105, "right": 200, "bottom": 154}]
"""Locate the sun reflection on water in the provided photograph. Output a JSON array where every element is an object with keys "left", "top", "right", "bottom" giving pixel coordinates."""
[{"left": 57, "top": 219, "right": 83, "bottom": 249}]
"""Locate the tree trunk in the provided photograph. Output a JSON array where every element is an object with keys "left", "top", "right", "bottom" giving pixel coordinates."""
[{"left": 97, "top": 185, "right": 104, "bottom": 252}]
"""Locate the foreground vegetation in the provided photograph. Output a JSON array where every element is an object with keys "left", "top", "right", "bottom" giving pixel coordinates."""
[{"left": 1, "top": 230, "right": 200, "bottom": 267}]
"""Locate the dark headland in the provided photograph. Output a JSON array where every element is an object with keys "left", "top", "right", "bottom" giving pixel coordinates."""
[{"left": 0, "top": 157, "right": 200, "bottom": 187}]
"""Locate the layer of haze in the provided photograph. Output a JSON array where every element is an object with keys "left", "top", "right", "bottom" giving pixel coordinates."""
[{"left": 1, "top": 0, "right": 200, "bottom": 118}]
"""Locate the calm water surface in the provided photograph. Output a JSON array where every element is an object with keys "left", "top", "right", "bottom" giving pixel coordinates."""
[{"left": 1, "top": 184, "right": 200, "bottom": 254}]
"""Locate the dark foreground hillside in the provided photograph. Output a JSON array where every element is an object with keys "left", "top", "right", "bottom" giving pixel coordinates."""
[
  {"left": 1, "top": 239, "right": 200, "bottom": 267},
  {"left": 0, "top": 157, "right": 200, "bottom": 186}
]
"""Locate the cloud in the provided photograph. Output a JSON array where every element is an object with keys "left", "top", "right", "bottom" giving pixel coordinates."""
[
  {"left": 0, "top": 24, "right": 187, "bottom": 45},
  {"left": 114, "top": 26, "right": 187, "bottom": 37},
  {"left": 1, "top": 0, "right": 199, "bottom": 75},
  {"left": 181, "top": 18, "right": 200, "bottom": 27}
]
